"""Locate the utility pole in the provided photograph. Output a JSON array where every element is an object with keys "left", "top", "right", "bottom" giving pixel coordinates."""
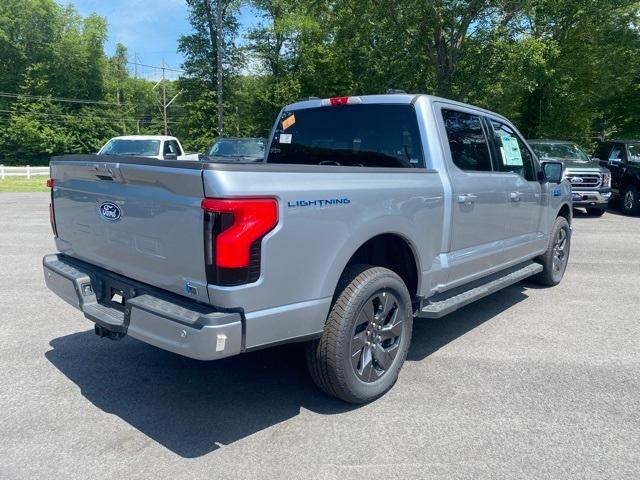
[
  {"left": 162, "top": 60, "right": 168, "bottom": 135},
  {"left": 153, "top": 59, "right": 180, "bottom": 136}
]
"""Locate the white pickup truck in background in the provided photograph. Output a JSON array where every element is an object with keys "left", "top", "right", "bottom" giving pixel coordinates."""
[{"left": 97, "top": 135, "right": 200, "bottom": 161}]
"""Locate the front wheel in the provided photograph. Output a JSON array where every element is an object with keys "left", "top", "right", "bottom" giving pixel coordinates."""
[
  {"left": 306, "top": 265, "right": 413, "bottom": 403},
  {"left": 621, "top": 185, "right": 640, "bottom": 216},
  {"left": 532, "top": 216, "right": 571, "bottom": 286}
]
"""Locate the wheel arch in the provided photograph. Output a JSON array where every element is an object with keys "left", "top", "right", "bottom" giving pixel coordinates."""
[
  {"left": 557, "top": 202, "right": 572, "bottom": 225},
  {"left": 346, "top": 233, "right": 420, "bottom": 298},
  {"left": 621, "top": 173, "right": 640, "bottom": 190},
  {"left": 324, "top": 231, "right": 422, "bottom": 303}
]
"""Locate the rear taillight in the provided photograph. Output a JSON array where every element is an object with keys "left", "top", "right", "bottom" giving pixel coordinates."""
[
  {"left": 202, "top": 198, "right": 278, "bottom": 285},
  {"left": 47, "top": 178, "right": 57, "bottom": 236},
  {"left": 48, "top": 203, "right": 57, "bottom": 236}
]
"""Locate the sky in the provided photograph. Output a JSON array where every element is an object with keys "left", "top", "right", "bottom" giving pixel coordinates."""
[{"left": 57, "top": 0, "right": 260, "bottom": 80}]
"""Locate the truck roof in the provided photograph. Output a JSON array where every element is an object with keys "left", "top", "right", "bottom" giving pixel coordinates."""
[
  {"left": 108, "top": 135, "right": 178, "bottom": 141},
  {"left": 284, "top": 94, "right": 510, "bottom": 123}
]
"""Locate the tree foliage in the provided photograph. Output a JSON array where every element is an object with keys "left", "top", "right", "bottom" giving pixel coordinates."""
[
  {"left": 230, "top": 0, "right": 640, "bottom": 144},
  {"left": 0, "top": 0, "right": 639, "bottom": 163},
  {"left": 0, "top": 0, "right": 169, "bottom": 164}
]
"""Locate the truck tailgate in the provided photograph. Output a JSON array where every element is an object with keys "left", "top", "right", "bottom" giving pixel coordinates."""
[{"left": 50, "top": 156, "right": 210, "bottom": 304}]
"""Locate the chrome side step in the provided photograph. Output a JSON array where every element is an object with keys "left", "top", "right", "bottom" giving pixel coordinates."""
[{"left": 418, "top": 262, "right": 543, "bottom": 319}]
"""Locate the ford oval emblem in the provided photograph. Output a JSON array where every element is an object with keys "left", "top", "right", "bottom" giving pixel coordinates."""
[{"left": 99, "top": 202, "right": 122, "bottom": 222}]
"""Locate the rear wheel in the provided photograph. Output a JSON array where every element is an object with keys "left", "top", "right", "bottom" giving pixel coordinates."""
[
  {"left": 306, "top": 265, "right": 413, "bottom": 403},
  {"left": 621, "top": 185, "right": 640, "bottom": 216},
  {"left": 532, "top": 216, "right": 571, "bottom": 286},
  {"left": 585, "top": 208, "right": 606, "bottom": 217}
]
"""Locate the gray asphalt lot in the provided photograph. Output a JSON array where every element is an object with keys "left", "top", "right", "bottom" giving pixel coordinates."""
[{"left": 1, "top": 192, "right": 639, "bottom": 479}]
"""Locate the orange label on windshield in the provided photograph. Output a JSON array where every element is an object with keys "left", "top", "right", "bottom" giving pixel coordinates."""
[{"left": 281, "top": 114, "right": 296, "bottom": 130}]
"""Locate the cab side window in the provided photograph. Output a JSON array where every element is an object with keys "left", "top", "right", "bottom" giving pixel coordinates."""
[
  {"left": 608, "top": 144, "right": 624, "bottom": 163},
  {"left": 441, "top": 109, "right": 492, "bottom": 172},
  {"left": 164, "top": 141, "right": 179, "bottom": 156},
  {"left": 489, "top": 121, "right": 536, "bottom": 181}
]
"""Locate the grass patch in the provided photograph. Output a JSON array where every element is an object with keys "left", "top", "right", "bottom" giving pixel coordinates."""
[{"left": 0, "top": 176, "right": 50, "bottom": 192}]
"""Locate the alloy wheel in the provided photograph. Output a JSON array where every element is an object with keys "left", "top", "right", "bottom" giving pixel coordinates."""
[
  {"left": 552, "top": 227, "right": 568, "bottom": 273},
  {"left": 350, "top": 289, "right": 404, "bottom": 383},
  {"left": 624, "top": 190, "right": 635, "bottom": 211}
]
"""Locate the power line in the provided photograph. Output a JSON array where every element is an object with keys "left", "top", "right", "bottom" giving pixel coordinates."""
[
  {"left": 0, "top": 91, "right": 188, "bottom": 110},
  {"left": 0, "top": 92, "right": 125, "bottom": 106},
  {"left": 0, "top": 109, "right": 182, "bottom": 123},
  {"left": 127, "top": 60, "right": 184, "bottom": 74}
]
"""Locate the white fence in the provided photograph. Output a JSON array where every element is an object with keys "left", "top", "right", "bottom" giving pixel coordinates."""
[{"left": 0, "top": 165, "right": 49, "bottom": 179}]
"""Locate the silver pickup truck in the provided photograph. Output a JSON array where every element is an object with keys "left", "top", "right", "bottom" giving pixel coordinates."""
[{"left": 43, "top": 94, "right": 572, "bottom": 403}]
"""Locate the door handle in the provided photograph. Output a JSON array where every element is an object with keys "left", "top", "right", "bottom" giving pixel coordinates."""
[
  {"left": 457, "top": 193, "right": 478, "bottom": 205},
  {"left": 509, "top": 191, "right": 523, "bottom": 202}
]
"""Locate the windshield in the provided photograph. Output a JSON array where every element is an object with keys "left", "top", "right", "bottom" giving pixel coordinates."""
[
  {"left": 529, "top": 142, "right": 598, "bottom": 167},
  {"left": 99, "top": 139, "right": 161, "bottom": 157},
  {"left": 208, "top": 139, "right": 265, "bottom": 158},
  {"left": 628, "top": 143, "right": 640, "bottom": 163}
]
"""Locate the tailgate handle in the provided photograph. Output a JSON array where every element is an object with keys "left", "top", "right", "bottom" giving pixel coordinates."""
[{"left": 94, "top": 163, "right": 123, "bottom": 182}]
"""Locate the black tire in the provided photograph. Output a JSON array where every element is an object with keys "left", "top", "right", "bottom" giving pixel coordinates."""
[
  {"left": 621, "top": 184, "right": 640, "bottom": 216},
  {"left": 585, "top": 208, "right": 606, "bottom": 217},
  {"left": 532, "top": 216, "right": 571, "bottom": 286},
  {"left": 306, "top": 265, "right": 413, "bottom": 403}
]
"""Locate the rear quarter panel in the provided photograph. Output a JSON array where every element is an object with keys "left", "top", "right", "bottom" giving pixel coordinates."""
[{"left": 203, "top": 165, "right": 445, "bottom": 317}]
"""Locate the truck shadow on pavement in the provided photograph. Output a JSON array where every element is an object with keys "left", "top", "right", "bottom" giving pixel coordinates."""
[{"left": 45, "top": 284, "right": 529, "bottom": 458}]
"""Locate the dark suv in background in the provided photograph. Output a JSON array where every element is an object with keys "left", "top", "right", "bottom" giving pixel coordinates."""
[
  {"left": 207, "top": 137, "right": 266, "bottom": 162},
  {"left": 529, "top": 140, "right": 611, "bottom": 217},
  {"left": 592, "top": 140, "right": 640, "bottom": 215}
]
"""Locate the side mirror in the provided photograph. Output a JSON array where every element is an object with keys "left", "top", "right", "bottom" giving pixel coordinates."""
[
  {"left": 164, "top": 153, "right": 178, "bottom": 161},
  {"left": 609, "top": 157, "right": 622, "bottom": 165},
  {"left": 541, "top": 161, "right": 563, "bottom": 183}
]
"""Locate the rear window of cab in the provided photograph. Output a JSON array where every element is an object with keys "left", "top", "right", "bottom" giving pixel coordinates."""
[{"left": 266, "top": 104, "right": 425, "bottom": 168}]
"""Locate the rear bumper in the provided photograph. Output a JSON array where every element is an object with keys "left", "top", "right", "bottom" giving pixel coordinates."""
[
  {"left": 43, "top": 254, "right": 243, "bottom": 361},
  {"left": 571, "top": 189, "right": 611, "bottom": 208}
]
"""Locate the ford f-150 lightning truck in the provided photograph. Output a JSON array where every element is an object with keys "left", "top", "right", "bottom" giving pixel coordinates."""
[{"left": 43, "top": 94, "right": 572, "bottom": 403}]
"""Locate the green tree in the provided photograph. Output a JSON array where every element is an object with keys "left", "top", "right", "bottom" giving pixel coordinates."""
[
  {"left": 178, "top": 0, "right": 242, "bottom": 148},
  {"left": 0, "top": 0, "right": 166, "bottom": 163}
]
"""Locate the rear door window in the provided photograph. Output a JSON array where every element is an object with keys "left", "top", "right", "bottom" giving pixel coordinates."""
[
  {"left": 441, "top": 109, "right": 493, "bottom": 172},
  {"left": 266, "top": 104, "right": 424, "bottom": 168},
  {"left": 628, "top": 144, "right": 640, "bottom": 163}
]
